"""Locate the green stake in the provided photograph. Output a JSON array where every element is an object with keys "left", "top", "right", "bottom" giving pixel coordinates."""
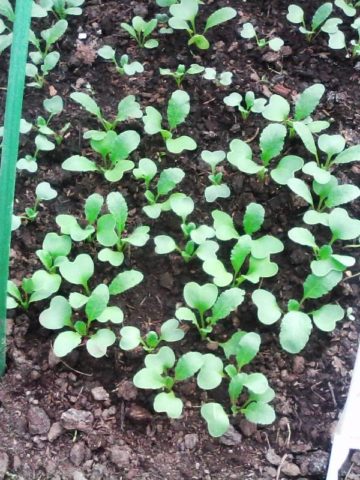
[{"left": 0, "top": 0, "right": 32, "bottom": 376}]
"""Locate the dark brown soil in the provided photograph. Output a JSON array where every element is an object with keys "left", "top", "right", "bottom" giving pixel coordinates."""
[{"left": 0, "top": 1, "right": 359, "bottom": 479}]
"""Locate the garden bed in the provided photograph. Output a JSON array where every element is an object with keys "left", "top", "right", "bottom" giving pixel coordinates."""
[{"left": 0, "top": 0, "right": 359, "bottom": 478}]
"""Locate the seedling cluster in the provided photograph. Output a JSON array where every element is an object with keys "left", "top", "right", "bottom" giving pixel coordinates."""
[{"left": 5, "top": 0, "right": 359, "bottom": 441}]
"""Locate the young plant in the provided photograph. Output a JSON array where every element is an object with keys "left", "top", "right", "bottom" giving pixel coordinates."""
[
  {"left": 252, "top": 269, "right": 346, "bottom": 354},
  {"left": 159, "top": 63, "right": 204, "bottom": 87},
  {"left": 154, "top": 194, "right": 219, "bottom": 263},
  {"left": 133, "top": 346, "right": 225, "bottom": 421},
  {"left": 7, "top": 270, "right": 61, "bottom": 310},
  {"left": 36, "top": 232, "right": 72, "bottom": 274},
  {"left": 36, "top": 95, "right": 70, "bottom": 145},
  {"left": 26, "top": 20, "right": 69, "bottom": 88},
  {"left": 47, "top": 0, "right": 85, "bottom": 19},
  {"left": 286, "top": 3, "right": 346, "bottom": 49},
  {"left": 39, "top": 265, "right": 144, "bottom": 357},
  {"left": 133, "top": 159, "right": 185, "bottom": 218},
  {"left": 22, "top": 182, "right": 58, "bottom": 221},
  {"left": 120, "top": 16, "right": 159, "bottom": 49},
  {"left": 261, "top": 84, "right": 330, "bottom": 158},
  {"left": 220, "top": 331, "right": 276, "bottom": 425},
  {"left": 203, "top": 203, "right": 284, "bottom": 287},
  {"left": 224, "top": 91, "right": 267, "bottom": 120},
  {"left": 62, "top": 129, "right": 140, "bottom": 182},
  {"left": 335, "top": 0, "right": 360, "bottom": 17},
  {"left": 200, "top": 150, "right": 230, "bottom": 203},
  {"left": 70, "top": 92, "right": 142, "bottom": 136},
  {"left": 56, "top": 192, "right": 150, "bottom": 267},
  {"left": 119, "top": 318, "right": 185, "bottom": 352},
  {"left": 175, "top": 282, "right": 244, "bottom": 339},
  {"left": 203, "top": 67, "right": 233, "bottom": 87},
  {"left": 350, "top": 17, "right": 360, "bottom": 55},
  {"left": 240, "top": 22, "right": 284, "bottom": 51},
  {"left": 143, "top": 89, "right": 197, "bottom": 154},
  {"left": 97, "top": 46, "right": 144, "bottom": 76},
  {"left": 168, "top": 0, "right": 236, "bottom": 50}
]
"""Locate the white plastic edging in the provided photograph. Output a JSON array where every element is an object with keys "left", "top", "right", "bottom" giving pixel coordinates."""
[{"left": 326, "top": 341, "right": 360, "bottom": 480}]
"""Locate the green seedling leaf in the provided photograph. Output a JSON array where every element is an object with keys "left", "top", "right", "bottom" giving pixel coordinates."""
[
  {"left": 333, "top": 145, "right": 360, "bottom": 164},
  {"left": 86, "top": 329, "right": 116, "bottom": 358},
  {"left": 167, "top": 90, "right": 190, "bottom": 130},
  {"left": 244, "top": 373, "right": 269, "bottom": 395},
  {"left": 288, "top": 178, "right": 313, "bottom": 206},
  {"left": 56, "top": 215, "right": 95, "bottom": 242},
  {"left": 318, "top": 134, "right": 346, "bottom": 158},
  {"left": 252, "top": 289, "right": 282, "bottom": 325},
  {"left": 157, "top": 167, "right": 185, "bottom": 196},
  {"left": 125, "top": 226, "right": 150, "bottom": 247},
  {"left": 328, "top": 208, "right": 360, "bottom": 241},
  {"left": 236, "top": 332, "right": 261, "bottom": 368},
  {"left": 312, "top": 304, "right": 344, "bottom": 332},
  {"left": 98, "top": 45, "right": 115, "bottom": 60},
  {"left": 169, "top": 0, "right": 198, "bottom": 21},
  {"left": 212, "top": 210, "right": 239, "bottom": 241},
  {"left": 133, "top": 367, "right": 166, "bottom": 389},
  {"left": 184, "top": 282, "right": 218, "bottom": 316},
  {"left": 120, "top": 326, "right": 141, "bottom": 350},
  {"left": 243, "top": 402, "right": 275, "bottom": 425},
  {"left": 203, "top": 258, "right": 233, "bottom": 287},
  {"left": 154, "top": 235, "right": 177, "bottom": 254},
  {"left": 97, "top": 306, "right": 124, "bottom": 324},
  {"left": 312, "top": 2, "right": 333, "bottom": 30},
  {"left": 303, "top": 210, "right": 330, "bottom": 226},
  {"left": 106, "top": 191, "right": 128, "bottom": 230},
  {"left": 205, "top": 7, "right": 236, "bottom": 31},
  {"left": 244, "top": 256, "right": 279, "bottom": 284},
  {"left": 201, "top": 403, "right": 230, "bottom": 437},
  {"left": 54, "top": 331, "right": 82, "bottom": 357},
  {"left": 271, "top": 155, "right": 304, "bottom": 185},
  {"left": 227, "top": 139, "right": 262, "bottom": 174},
  {"left": 195, "top": 240, "right": 219, "bottom": 261},
  {"left": 154, "top": 392, "right": 183, "bottom": 418},
  {"left": 231, "top": 235, "right": 252, "bottom": 275},
  {"left": 109, "top": 270, "right": 144, "bottom": 295},
  {"left": 117, "top": 95, "right": 142, "bottom": 122},
  {"left": 190, "top": 225, "right": 215, "bottom": 244},
  {"left": 303, "top": 271, "right": 342, "bottom": 300},
  {"left": 288, "top": 227, "right": 317, "bottom": 248},
  {"left": 143, "top": 106, "right": 162, "bottom": 135},
  {"left": 260, "top": 123, "right": 287, "bottom": 165},
  {"left": 166, "top": 135, "right": 197, "bottom": 153},
  {"left": 39, "top": 296, "right": 72, "bottom": 330},
  {"left": 170, "top": 194, "right": 194, "bottom": 219},
  {"left": 35, "top": 134, "right": 55, "bottom": 151},
  {"left": 69, "top": 292, "right": 88, "bottom": 309},
  {"left": 70, "top": 92, "right": 102, "bottom": 119},
  {"left": 59, "top": 254, "right": 94, "bottom": 289},
  {"left": 201, "top": 150, "right": 226, "bottom": 169},
  {"left": 62, "top": 155, "right": 98, "bottom": 172},
  {"left": 243, "top": 203, "right": 265, "bottom": 234},
  {"left": 303, "top": 162, "right": 331, "bottom": 184},
  {"left": 210, "top": 288, "right": 245, "bottom": 323},
  {"left": 146, "top": 346, "right": 176, "bottom": 371},
  {"left": 30, "top": 270, "right": 61, "bottom": 303},
  {"left": 280, "top": 311, "right": 312, "bottom": 353},
  {"left": 160, "top": 319, "right": 184, "bottom": 342},
  {"left": 175, "top": 352, "right": 203, "bottom": 381},
  {"left": 43, "top": 95, "right": 63, "bottom": 115},
  {"left": 294, "top": 84, "right": 325, "bottom": 121},
  {"left": 269, "top": 37, "right": 284, "bottom": 51},
  {"left": 240, "top": 22, "right": 256, "bottom": 39},
  {"left": 205, "top": 184, "right": 231, "bottom": 203},
  {"left": 41, "top": 19, "right": 68, "bottom": 45},
  {"left": 42, "top": 232, "right": 72, "bottom": 258},
  {"left": 287, "top": 5, "right": 304, "bottom": 24},
  {"left": 85, "top": 193, "right": 104, "bottom": 224},
  {"left": 98, "top": 248, "right": 124, "bottom": 267},
  {"left": 133, "top": 158, "right": 157, "bottom": 184},
  {"left": 250, "top": 236, "right": 284, "bottom": 259},
  {"left": 325, "top": 184, "right": 360, "bottom": 208},
  {"left": 262, "top": 95, "right": 290, "bottom": 122},
  {"left": 197, "top": 354, "right": 223, "bottom": 390},
  {"left": 85, "top": 284, "right": 109, "bottom": 321},
  {"left": 96, "top": 214, "right": 117, "bottom": 247}
]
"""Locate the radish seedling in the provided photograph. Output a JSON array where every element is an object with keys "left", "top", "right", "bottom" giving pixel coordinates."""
[
  {"left": 97, "top": 46, "right": 144, "bottom": 76},
  {"left": 239, "top": 22, "right": 284, "bottom": 52},
  {"left": 159, "top": 63, "right": 204, "bottom": 87},
  {"left": 202, "top": 67, "right": 233, "bottom": 86},
  {"left": 200, "top": 150, "right": 231, "bottom": 203},
  {"left": 286, "top": 3, "right": 346, "bottom": 49},
  {"left": 70, "top": 92, "right": 142, "bottom": 136},
  {"left": 335, "top": 0, "right": 360, "bottom": 17},
  {"left": 224, "top": 91, "right": 267, "bottom": 120},
  {"left": 351, "top": 17, "right": 360, "bottom": 55},
  {"left": 143, "top": 89, "right": 197, "bottom": 153},
  {"left": 36, "top": 233, "right": 72, "bottom": 273},
  {"left": 62, "top": 130, "right": 140, "bottom": 182},
  {"left": 121, "top": 16, "right": 159, "bottom": 49},
  {"left": 46, "top": 0, "right": 85, "bottom": 19},
  {"left": 176, "top": 282, "right": 244, "bottom": 338},
  {"left": 204, "top": 203, "right": 284, "bottom": 287},
  {"left": 167, "top": 0, "right": 236, "bottom": 50},
  {"left": 119, "top": 318, "right": 185, "bottom": 352},
  {"left": 133, "top": 159, "right": 185, "bottom": 219},
  {"left": 22, "top": 181, "right": 58, "bottom": 221}
]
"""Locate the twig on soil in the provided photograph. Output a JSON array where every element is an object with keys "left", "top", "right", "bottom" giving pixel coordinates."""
[
  {"left": 328, "top": 381, "right": 338, "bottom": 408},
  {"left": 59, "top": 358, "right": 93, "bottom": 377},
  {"left": 342, "top": 272, "right": 360, "bottom": 282},
  {"left": 203, "top": 97, "right": 216, "bottom": 105},
  {"left": 276, "top": 454, "right": 288, "bottom": 480},
  {"left": 261, "top": 431, "right": 271, "bottom": 449},
  {"left": 345, "top": 463, "right": 354, "bottom": 479},
  {"left": 245, "top": 128, "right": 260, "bottom": 143},
  {"left": 285, "top": 419, "right": 292, "bottom": 448}
]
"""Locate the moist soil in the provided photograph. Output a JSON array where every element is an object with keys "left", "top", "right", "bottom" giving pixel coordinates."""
[{"left": 0, "top": 0, "right": 359, "bottom": 479}]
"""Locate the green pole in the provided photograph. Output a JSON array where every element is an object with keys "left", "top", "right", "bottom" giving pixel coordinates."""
[{"left": 0, "top": 0, "right": 33, "bottom": 376}]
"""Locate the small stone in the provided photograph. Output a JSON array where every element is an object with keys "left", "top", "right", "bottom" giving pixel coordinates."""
[
  {"left": 48, "top": 349, "right": 61, "bottom": 368},
  {"left": 238, "top": 418, "right": 257, "bottom": 437},
  {"left": 116, "top": 380, "right": 137, "bottom": 401},
  {"left": 0, "top": 452, "right": 9, "bottom": 480},
  {"left": 307, "top": 450, "right": 329, "bottom": 476},
  {"left": 282, "top": 462, "right": 301, "bottom": 477},
  {"left": 61, "top": 409, "right": 94, "bottom": 432},
  {"left": 91, "top": 386, "right": 109, "bottom": 402},
  {"left": 293, "top": 356, "right": 305, "bottom": 374},
  {"left": 73, "top": 472, "right": 87, "bottom": 480},
  {"left": 48, "top": 422, "right": 64, "bottom": 442},
  {"left": 219, "top": 425, "right": 242, "bottom": 446},
  {"left": 70, "top": 441, "right": 86, "bottom": 467},
  {"left": 266, "top": 448, "right": 281, "bottom": 466},
  {"left": 184, "top": 433, "right": 198, "bottom": 450},
  {"left": 109, "top": 445, "right": 132, "bottom": 468},
  {"left": 159, "top": 272, "right": 174, "bottom": 290},
  {"left": 27, "top": 406, "right": 51, "bottom": 434},
  {"left": 133, "top": 4, "right": 148, "bottom": 16}
]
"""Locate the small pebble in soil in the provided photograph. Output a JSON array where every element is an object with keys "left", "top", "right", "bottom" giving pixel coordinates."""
[
  {"left": 70, "top": 441, "right": 86, "bottom": 467},
  {"left": 184, "top": 433, "right": 198, "bottom": 450},
  {"left": 266, "top": 448, "right": 281, "bottom": 466},
  {"left": 219, "top": 425, "right": 242, "bottom": 446},
  {"left": 238, "top": 418, "right": 257, "bottom": 437},
  {"left": 61, "top": 409, "right": 94, "bottom": 432},
  {"left": 299, "top": 450, "right": 329, "bottom": 476},
  {"left": 48, "top": 422, "right": 64, "bottom": 442},
  {"left": 0, "top": 452, "right": 9, "bottom": 480},
  {"left": 27, "top": 406, "right": 51, "bottom": 435},
  {"left": 109, "top": 445, "right": 132, "bottom": 468},
  {"left": 91, "top": 386, "right": 109, "bottom": 402},
  {"left": 282, "top": 461, "right": 301, "bottom": 477},
  {"left": 73, "top": 471, "right": 87, "bottom": 480}
]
